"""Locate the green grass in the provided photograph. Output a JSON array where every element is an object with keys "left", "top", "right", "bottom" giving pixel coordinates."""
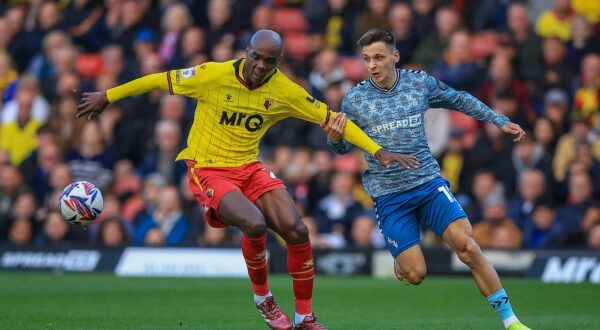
[{"left": 0, "top": 273, "right": 598, "bottom": 329}]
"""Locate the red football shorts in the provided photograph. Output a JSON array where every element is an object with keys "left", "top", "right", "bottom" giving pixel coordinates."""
[{"left": 186, "top": 161, "right": 287, "bottom": 228}]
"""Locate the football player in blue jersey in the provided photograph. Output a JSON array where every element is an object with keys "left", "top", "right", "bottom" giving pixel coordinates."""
[{"left": 322, "top": 28, "right": 530, "bottom": 330}]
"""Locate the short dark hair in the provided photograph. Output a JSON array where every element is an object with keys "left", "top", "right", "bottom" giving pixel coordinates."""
[{"left": 357, "top": 28, "right": 395, "bottom": 48}]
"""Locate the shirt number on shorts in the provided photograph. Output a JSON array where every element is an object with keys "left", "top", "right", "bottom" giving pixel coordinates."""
[{"left": 437, "top": 186, "right": 456, "bottom": 202}]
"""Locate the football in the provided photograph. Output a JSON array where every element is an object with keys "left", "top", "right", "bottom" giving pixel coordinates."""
[{"left": 59, "top": 181, "right": 103, "bottom": 228}]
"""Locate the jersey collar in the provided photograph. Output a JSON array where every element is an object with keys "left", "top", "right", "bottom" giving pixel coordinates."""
[
  {"left": 368, "top": 69, "right": 400, "bottom": 93},
  {"left": 233, "top": 59, "right": 276, "bottom": 91}
]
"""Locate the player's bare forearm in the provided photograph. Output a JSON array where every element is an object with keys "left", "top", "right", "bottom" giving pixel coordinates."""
[
  {"left": 322, "top": 112, "right": 346, "bottom": 143},
  {"left": 76, "top": 91, "right": 109, "bottom": 119},
  {"left": 374, "top": 149, "right": 419, "bottom": 169},
  {"left": 501, "top": 122, "right": 526, "bottom": 142}
]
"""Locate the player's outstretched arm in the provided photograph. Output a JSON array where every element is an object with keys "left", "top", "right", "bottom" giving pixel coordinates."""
[
  {"left": 426, "top": 75, "right": 527, "bottom": 142},
  {"left": 76, "top": 72, "right": 169, "bottom": 119},
  {"left": 322, "top": 113, "right": 419, "bottom": 169}
]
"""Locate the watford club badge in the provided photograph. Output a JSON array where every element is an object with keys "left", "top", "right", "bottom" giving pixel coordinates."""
[{"left": 264, "top": 98, "right": 274, "bottom": 110}]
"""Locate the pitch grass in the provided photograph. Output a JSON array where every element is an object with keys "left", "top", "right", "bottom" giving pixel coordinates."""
[{"left": 0, "top": 273, "right": 599, "bottom": 329}]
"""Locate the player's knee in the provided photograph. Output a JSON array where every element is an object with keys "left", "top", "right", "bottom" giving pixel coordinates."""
[
  {"left": 457, "top": 238, "right": 482, "bottom": 265},
  {"left": 242, "top": 216, "right": 267, "bottom": 237},
  {"left": 281, "top": 219, "right": 309, "bottom": 244},
  {"left": 406, "top": 270, "right": 426, "bottom": 285}
]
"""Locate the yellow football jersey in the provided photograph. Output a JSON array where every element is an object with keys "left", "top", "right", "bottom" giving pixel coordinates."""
[{"left": 107, "top": 59, "right": 381, "bottom": 167}]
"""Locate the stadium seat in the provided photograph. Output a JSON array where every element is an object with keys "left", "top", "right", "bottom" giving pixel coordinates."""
[
  {"left": 283, "top": 32, "right": 312, "bottom": 61},
  {"left": 272, "top": 8, "right": 308, "bottom": 34},
  {"left": 76, "top": 53, "right": 103, "bottom": 79},
  {"left": 341, "top": 57, "right": 367, "bottom": 83},
  {"left": 470, "top": 32, "right": 498, "bottom": 60}
]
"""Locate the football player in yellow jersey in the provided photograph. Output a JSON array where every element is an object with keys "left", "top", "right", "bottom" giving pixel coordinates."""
[{"left": 77, "top": 30, "right": 418, "bottom": 330}]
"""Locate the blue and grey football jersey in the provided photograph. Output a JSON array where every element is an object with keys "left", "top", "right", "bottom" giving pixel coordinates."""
[{"left": 329, "top": 69, "right": 510, "bottom": 198}]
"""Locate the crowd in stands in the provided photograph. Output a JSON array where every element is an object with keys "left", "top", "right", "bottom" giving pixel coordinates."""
[{"left": 0, "top": 0, "right": 599, "bottom": 251}]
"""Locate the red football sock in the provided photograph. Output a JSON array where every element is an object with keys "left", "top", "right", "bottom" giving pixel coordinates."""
[
  {"left": 287, "top": 241, "right": 314, "bottom": 315},
  {"left": 242, "top": 235, "right": 269, "bottom": 296}
]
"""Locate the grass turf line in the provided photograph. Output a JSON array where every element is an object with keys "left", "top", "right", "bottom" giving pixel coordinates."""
[{"left": 0, "top": 273, "right": 599, "bottom": 329}]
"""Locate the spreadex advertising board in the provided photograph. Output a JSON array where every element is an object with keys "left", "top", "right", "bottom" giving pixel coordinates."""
[
  {"left": 527, "top": 251, "right": 600, "bottom": 283},
  {"left": 0, "top": 246, "right": 122, "bottom": 272}
]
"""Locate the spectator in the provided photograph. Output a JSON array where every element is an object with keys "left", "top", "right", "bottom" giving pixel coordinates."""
[
  {"left": 557, "top": 172, "right": 597, "bottom": 246},
  {"left": 350, "top": 214, "right": 377, "bottom": 248},
  {"left": 96, "top": 218, "right": 130, "bottom": 247},
  {"left": 0, "top": 52, "right": 17, "bottom": 106},
  {"left": 542, "top": 89, "right": 570, "bottom": 136},
  {"left": 511, "top": 134, "right": 554, "bottom": 189},
  {"left": 20, "top": 140, "right": 62, "bottom": 201},
  {"left": 524, "top": 37, "right": 574, "bottom": 99},
  {"left": 535, "top": 0, "right": 575, "bottom": 41},
  {"left": 140, "top": 119, "right": 187, "bottom": 184},
  {"left": 572, "top": 53, "right": 600, "bottom": 127},
  {"left": 472, "top": 194, "right": 523, "bottom": 249},
  {"left": 0, "top": 165, "right": 25, "bottom": 237},
  {"left": 112, "top": 0, "right": 157, "bottom": 57},
  {"left": 413, "top": 6, "right": 461, "bottom": 68},
  {"left": 581, "top": 206, "right": 600, "bottom": 235},
  {"left": 438, "top": 127, "right": 466, "bottom": 193},
  {"left": 410, "top": 0, "right": 436, "bottom": 42},
  {"left": 144, "top": 227, "right": 166, "bottom": 246},
  {"left": 533, "top": 117, "right": 558, "bottom": 156},
  {"left": 588, "top": 224, "right": 600, "bottom": 249},
  {"left": 552, "top": 118, "right": 600, "bottom": 182},
  {"left": 45, "top": 163, "right": 72, "bottom": 211},
  {"left": 66, "top": 120, "right": 114, "bottom": 190},
  {"left": 467, "top": 123, "right": 515, "bottom": 194},
  {"left": 47, "top": 94, "right": 85, "bottom": 154},
  {"left": 0, "top": 76, "right": 47, "bottom": 166},
  {"left": 197, "top": 226, "right": 238, "bottom": 247},
  {"left": 492, "top": 89, "right": 531, "bottom": 131},
  {"left": 237, "top": 5, "right": 272, "bottom": 51},
  {"left": 429, "top": 30, "right": 482, "bottom": 93},
  {"left": 8, "top": 218, "right": 33, "bottom": 245},
  {"left": 312, "top": 171, "right": 363, "bottom": 238},
  {"left": 424, "top": 108, "right": 451, "bottom": 159},
  {"left": 305, "top": 0, "right": 358, "bottom": 55},
  {"left": 133, "top": 28, "right": 159, "bottom": 66},
  {"left": 100, "top": 44, "right": 133, "bottom": 84},
  {"left": 34, "top": 211, "right": 70, "bottom": 247},
  {"left": 28, "top": 31, "right": 72, "bottom": 84},
  {"left": 353, "top": 0, "right": 390, "bottom": 42},
  {"left": 523, "top": 203, "right": 564, "bottom": 249},
  {"left": 508, "top": 169, "right": 548, "bottom": 230},
  {"left": 159, "top": 3, "right": 193, "bottom": 64},
  {"left": 459, "top": 169, "right": 503, "bottom": 224},
  {"left": 388, "top": 3, "right": 419, "bottom": 67},
  {"left": 10, "top": 191, "right": 37, "bottom": 224},
  {"left": 566, "top": 16, "right": 600, "bottom": 70},
  {"left": 60, "top": 0, "right": 109, "bottom": 51},
  {"left": 506, "top": 3, "right": 542, "bottom": 76},
  {"left": 169, "top": 26, "right": 206, "bottom": 69},
  {"left": 1, "top": 74, "right": 49, "bottom": 125},
  {"left": 134, "top": 185, "right": 189, "bottom": 246},
  {"left": 306, "top": 150, "right": 334, "bottom": 214},
  {"left": 308, "top": 49, "right": 352, "bottom": 100},
  {"left": 205, "top": 0, "right": 234, "bottom": 51},
  {"left": 477, "top": 55, "right": 534, "bottom": 121}
]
